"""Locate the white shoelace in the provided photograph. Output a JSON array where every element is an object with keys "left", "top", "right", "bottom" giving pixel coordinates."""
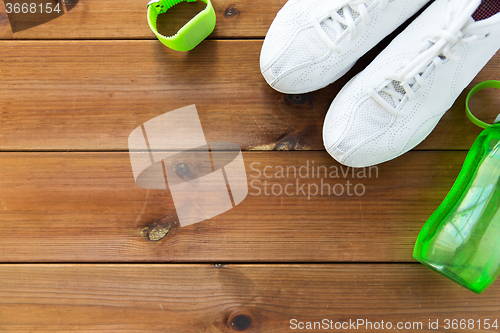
[
  {"left": 312, "top": 0, "right": 389, "bottom": 52},
  {"left": 369, "top": 0, "right": 484, "bottom": 116}
]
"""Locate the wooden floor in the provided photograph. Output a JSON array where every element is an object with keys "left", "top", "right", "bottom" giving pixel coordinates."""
[{"left": 1, "top": 0, "right": 500, "bottom": 331}]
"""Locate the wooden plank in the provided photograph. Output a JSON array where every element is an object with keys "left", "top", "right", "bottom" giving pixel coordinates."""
[
  {"left": 0, "top": 150, "right": 467, "bottom": 262},
  {"left": 0, "top": 0, "right": 286, "bottom": 39},
  {"left": 0, "top": 40, "right": 498, "bottom": 152},
  {"left": 0, "top": 264, "right": 498, "bottom": 332}
]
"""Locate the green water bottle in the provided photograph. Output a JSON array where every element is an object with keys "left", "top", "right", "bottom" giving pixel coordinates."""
[{"left": 414, "top": 81, "right": 500, "bottom": 294}]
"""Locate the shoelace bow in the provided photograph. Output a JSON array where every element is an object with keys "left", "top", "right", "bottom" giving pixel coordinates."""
[
  {"left": 369, "top": 0, "right": 485, "bottom": 116},
  {"left": 312, "top": 0, "right": 389, "bottom": 52}
]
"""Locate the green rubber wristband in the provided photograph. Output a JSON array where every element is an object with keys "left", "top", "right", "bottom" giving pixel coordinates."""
[
  {"left": 465, "top": 80, "right": 500, "bottom": 129},
  {"left": 147, "top": 0, "right": 216, "bottom": 51}
]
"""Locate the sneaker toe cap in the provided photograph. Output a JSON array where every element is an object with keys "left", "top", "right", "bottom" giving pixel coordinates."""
[{"left": 323, "top": 85, "right": 397, "bottom": 167}]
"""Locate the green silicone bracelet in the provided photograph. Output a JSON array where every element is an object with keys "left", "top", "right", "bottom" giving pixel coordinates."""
[
  {"left": 465, "top": 80, "right": 500, "bottom": 129},
  {"left": 147, "top": 0, "right": 216, "bottom": 51}
]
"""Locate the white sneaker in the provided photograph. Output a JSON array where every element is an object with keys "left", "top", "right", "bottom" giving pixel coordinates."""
[
  {"left": 260, "top": 0, "right": 431, "bottom": 94},
  {"left": 323, "top": 0, "right": 500, "bottom": 167}
]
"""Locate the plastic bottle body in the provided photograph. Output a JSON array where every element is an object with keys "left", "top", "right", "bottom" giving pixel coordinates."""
[{"left": 414, "top": 125, "right": 500, "bottom": 293}]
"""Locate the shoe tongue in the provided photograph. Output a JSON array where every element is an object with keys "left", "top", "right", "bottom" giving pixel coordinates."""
[
  {"left": 321, "top": 20, "right": 339, "bottom": 41},
  {"left": 445, "top": 0, "right": 481, "bottom": 32},
  {"left": 452, "top": 0, "right": 480, "bottom": 16},
  {"left": 320, "top": 5, "right": 361, "bottom": 42},
  {"left": 331, "top": 6, "right": 360, "bottom": 29}
]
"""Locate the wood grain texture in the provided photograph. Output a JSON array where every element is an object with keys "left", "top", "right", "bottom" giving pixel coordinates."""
[
  {"left": 0, "top": 150, "right": 467, "bottom": 262},
  {"left": 0, "top": 40, "right": 498, "bottom": 152},
  {"left": 0, "top": 264, "right": 498, "bottom": 332},
  {"left": 0, "top": 0, "right": 286, "bottom": 39},
  {"left": 1, "top": 0, "right": 499, "bottom": 328}
]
